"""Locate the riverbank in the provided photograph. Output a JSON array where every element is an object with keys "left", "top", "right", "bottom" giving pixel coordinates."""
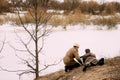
[{"left": 36, "top": 56, "right": 120, "bottom": 80}]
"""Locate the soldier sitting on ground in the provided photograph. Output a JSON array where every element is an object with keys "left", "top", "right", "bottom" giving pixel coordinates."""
[{"left": 80, "top": 49, "right": 104, "bottom": 72}]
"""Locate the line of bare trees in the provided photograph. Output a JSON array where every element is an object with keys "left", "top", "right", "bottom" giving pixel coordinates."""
[
  {"left": 1, "top": 0, "right": 120, "bottom": 15},
  {"left": 49, "top": 1, "right": 120, "bottom": 15}
]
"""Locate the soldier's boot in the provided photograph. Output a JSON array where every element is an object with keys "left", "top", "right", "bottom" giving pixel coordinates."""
[
  {"left": 98, "top": 58, "right": 104, "bottom": 65},
  {"left": 65, "top": 66, "right": 73, "bottom": 72},
  {"left": 83, "top": 64, "right": 89, "bottom": 72},
  {"left": 65, "top": 66, "right": 70, "bottom": 72}
]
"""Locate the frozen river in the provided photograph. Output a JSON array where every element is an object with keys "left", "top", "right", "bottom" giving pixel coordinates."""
[{"left": 0, "top": 24, "right": 120, "bottom": 80}]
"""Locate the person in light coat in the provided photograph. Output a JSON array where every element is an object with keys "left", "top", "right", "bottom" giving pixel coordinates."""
[{"left": 63, "top": 44, "right": 82, "bottom": 72}]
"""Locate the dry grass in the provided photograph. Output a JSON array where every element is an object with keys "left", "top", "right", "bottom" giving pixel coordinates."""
[
  {"left": 11, "top": 12, "right": 33, "bottom": 25},
  {"left": 36, "top": 56, "right": 120, "bottom": 80},
  {"left": 48, "top": 8, "right": 87, "bottom": 27},
  {"left": 11, "top": 9, "right": 53, "bottom": 25},
  {"left": 0, "top": 14, "right": 9, "bottom": 24},
  {"left": 0, "top": 6, "right": 120, "bottom": 29},
  {"left": 49, "top": 11, "right": 120, "bottom": 29},
  {"left": 104, "top": 56, "right": 120, "bottom": 80},
  {"left": 92, "top": 16, "right": 118, "bottom": 29}
]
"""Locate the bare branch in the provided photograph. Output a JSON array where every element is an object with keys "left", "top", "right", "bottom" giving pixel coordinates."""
[
  {"left": 15, "top": 8, "right": 36, "bottom": 41},
  {"left": 39, "top": 59, "right": 62, "bottom": 72},
  {"left": 15, "top": 31, "right": 35, "bottom": 57},
  {"left": 9, "top": 44, "right": 28, "bottom": 54},
  {"left": 26, "top": 7, "right": 35, "bottom": 21},
  {"left": 0, "top": 41, "right": 5, "bottom": 53},
  {"left": 0, "top": 65, "right": 34, "bottom": 80},
  {"left": 0, "top": 66, "right": 29, "bottom": 73},
  {"left": 18, "top": 70, "right": 35, "bottom": 76},
  {"left": 15, "top": 53, "right": 36, "bottom": 71},
  {"left": 38, "top": 37, "right": 44, "bottom": 54},
  {"left": 38, "top": 26, "right": 52, "bottom": 40},
  {"left": 0, "top": 36, "right": 6, "bottom": 53}
]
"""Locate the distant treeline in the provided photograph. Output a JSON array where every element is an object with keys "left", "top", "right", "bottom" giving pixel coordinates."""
[
  {"left": 49, "top": 1, "right": 120, "bottom": 15},
  {"left": 0, "top": 0, "right": 120, "bottom": 15}
]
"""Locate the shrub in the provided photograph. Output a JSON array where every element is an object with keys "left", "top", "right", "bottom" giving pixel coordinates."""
[
  {"left": 104, "top": 3, "right": 115, "bottom": 15},
  {"left": 0, "top": 15, "right": 8, "bottom": 24},
  {"left": 49, "top": 8, "right": 86, "bottom": 27},
  {"left": 92, "top": 15, "right": 119, "bottom": 29},
  {"left": 0, "top": 0, "right": 11, "bottom": 13}
]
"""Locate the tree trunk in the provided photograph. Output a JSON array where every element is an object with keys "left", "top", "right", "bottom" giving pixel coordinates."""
[{"left": 35, "top": 0, "right": 39, "bottom": 78}]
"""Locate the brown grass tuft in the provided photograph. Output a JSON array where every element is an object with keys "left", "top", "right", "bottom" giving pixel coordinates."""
[
  {"left": 49, "top": 8, "right": 87, "bottom": 28},
  {"left": 105, "top": 56, "right": 120, "bottom": 80}
]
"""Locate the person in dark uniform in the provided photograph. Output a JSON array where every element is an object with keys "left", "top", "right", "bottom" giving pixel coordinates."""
[{"left": 81, "top": 49, "right": 104, "bottom": 72}]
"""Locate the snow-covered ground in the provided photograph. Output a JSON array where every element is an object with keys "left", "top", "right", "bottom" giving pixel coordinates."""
[{"left": 0, "top": 23, "right": 120, "bottom": 80}]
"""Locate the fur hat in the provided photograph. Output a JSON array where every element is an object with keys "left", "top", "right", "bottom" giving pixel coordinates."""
[{"left": 73, "top": 43, "right": 79, "bottom": 47}]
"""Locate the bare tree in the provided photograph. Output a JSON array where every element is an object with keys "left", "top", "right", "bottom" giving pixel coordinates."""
[
  {"left": 3, "top": 0, "right": 61, "bottom": 79},
  {"left": 15, "top": 0, "right": 51, "bottom": 78}
]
